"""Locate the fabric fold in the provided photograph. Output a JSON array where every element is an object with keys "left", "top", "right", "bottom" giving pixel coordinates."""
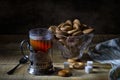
[{"left": 88, "top": 37, "right": 120, "bottom": 80}]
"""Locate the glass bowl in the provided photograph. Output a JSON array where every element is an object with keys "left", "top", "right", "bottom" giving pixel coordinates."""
[{"left": 55, "top": 33, "right": 94, "bottom": 59}]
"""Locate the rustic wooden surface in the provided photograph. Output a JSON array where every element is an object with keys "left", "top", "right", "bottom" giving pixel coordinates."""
[{"left": 0, "top": 34, "right": 119, "bottom": 80}]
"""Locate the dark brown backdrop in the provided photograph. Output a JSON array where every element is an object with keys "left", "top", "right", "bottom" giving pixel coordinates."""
[{"left": 0, "top": 0, "right": 120, "bottom": 34}]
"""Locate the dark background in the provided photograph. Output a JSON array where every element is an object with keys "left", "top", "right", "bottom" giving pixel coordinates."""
[{"left": 0, "top": 0, "right": 120, "bottom": 34}]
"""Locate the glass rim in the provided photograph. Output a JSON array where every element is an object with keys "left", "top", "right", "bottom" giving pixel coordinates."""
[
  {"left": 29, "top": 28, "right": 52, "bottom": 35},
  {"left": 56, "top": 33, "right": 94, "bottom": 38},
  {"left": 29, "top": 28, "right": 53, "bottom": 40},
  {"left": 29, "top": 28, "right": 49, "bottom": 33}
]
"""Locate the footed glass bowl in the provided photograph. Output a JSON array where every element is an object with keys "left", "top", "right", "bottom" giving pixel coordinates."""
[{"left": 55, "top": 33, "right": 94, "bottom": 59}]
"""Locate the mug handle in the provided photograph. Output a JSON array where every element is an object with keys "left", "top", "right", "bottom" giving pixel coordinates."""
[{"left": 20, "top": 40, "right": 30, "bottom": 59}]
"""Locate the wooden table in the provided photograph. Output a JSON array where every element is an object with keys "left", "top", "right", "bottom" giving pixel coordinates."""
[{"left": 0, "top": 34, "right": 119, "bottom": 80}]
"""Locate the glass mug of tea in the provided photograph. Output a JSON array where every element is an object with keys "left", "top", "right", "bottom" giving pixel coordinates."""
[{"left": 20, "top": 28, "right": 55, "bottom": 75}]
